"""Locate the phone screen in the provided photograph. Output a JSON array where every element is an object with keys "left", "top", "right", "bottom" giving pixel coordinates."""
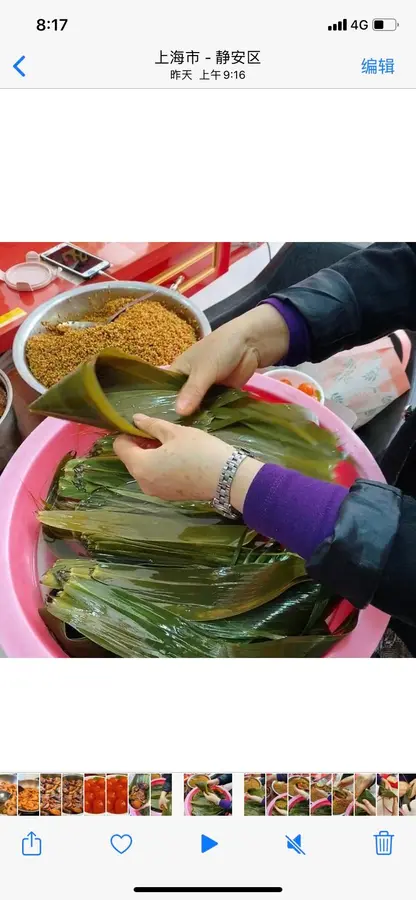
[{"left": 44, "top": 245, "right": 107, "bottom": 274}]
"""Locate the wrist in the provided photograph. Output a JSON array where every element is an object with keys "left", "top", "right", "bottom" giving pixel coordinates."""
[
  {"left": 241, "top": 304, "right": 290, "bottom": 368},
  {"left": 230, "top": 457, "right": 263, "bottom": 512}
]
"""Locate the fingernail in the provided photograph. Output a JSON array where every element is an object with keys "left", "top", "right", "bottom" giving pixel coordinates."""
[{"left": 133, "top": 413, "right": 147, "bottom": 424}]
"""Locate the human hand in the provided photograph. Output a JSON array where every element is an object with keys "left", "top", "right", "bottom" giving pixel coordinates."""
[
  {"left": 273, "top": 804, "right": 287, "bottom": 816},
  {"left": 399, "top": 778, "right": 416, "bottom": 802},
  {"left": 354, "top": 775, "right": 375, "bottom": 798},
  {"left": 172, "top": 305, "right": 290, "bottom": 416},
  {"left": 159, "top": 791, "right": 168, "bottom": 811},
  {"left": 398, "top": 781, "right": 409, "bottom": 798},
  {"left": 337, "top": 776, "right": 354, "bottom": 788},
  {"left": 205, "top": 791, "right": 221, "bottom": 806},
  {"left": 114, "top": 414, "right": 262, "bottom": 507},
  {"left": 244, "top": 793, "right": 262, "bottom": 805},
  {"left": 292, "top": 788, "right": 309, "bottom": 799},
  {"left": 355, "top": 799, "right": 376, "bottom": 816}
]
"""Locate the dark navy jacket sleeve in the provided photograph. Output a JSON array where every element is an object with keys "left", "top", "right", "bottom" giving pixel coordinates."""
[
  {"left": 270, "top": 243, "right": 416, "bottom": 361},
  {"left": 270, "top": 243, "right": 416, "bottom": 624}
]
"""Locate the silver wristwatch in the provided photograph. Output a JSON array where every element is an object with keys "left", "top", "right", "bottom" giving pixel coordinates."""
[{"left": 211, "top": 448, "right": 252, "bottom": 520}]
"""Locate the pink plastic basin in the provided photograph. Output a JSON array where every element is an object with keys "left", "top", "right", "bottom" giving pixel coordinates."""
[
  {"left": 0, "top": 372, "right": 388, "bottom": 657},
  {"left": 311, "top": 798, "right": 331, "bottom": 812},
  {"left": 267, "top": 793, "right": 288, "bottom": 816},
  {"left": 185, "top": 785, "right": 232, "bottom": 816}
]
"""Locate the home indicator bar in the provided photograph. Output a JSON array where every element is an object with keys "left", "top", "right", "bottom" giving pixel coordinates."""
[{"left": 133, "top": 890, "right": 284, "bottom": 894}]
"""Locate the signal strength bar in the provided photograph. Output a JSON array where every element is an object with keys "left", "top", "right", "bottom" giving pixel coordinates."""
[{"left": 328, "top": 18, "right": 348, "bottom": 30}]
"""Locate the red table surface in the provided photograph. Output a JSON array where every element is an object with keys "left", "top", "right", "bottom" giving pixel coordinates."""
[{"left": 0, "top": 242, "right": 231, "bottom": 352}]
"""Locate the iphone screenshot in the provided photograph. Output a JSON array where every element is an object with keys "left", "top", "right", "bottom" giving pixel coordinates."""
[{"left": 0, "top": 2, "right": 414, "bottom": 898}]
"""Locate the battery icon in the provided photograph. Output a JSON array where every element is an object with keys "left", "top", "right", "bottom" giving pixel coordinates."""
[{"left": 372, "top": 18, "right": 398, "bottom": 30}]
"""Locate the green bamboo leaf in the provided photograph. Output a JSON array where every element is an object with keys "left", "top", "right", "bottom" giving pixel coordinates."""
[
  {"left": 30, "top": 351, "right": 344, "bottom": 482},
  {"left": 38, "top": 508, "right": 252, "bottom": 567},
  {"left": 190, "top": 792, "right": 229, "bottom": 815},
  {"left": 244, "top": 802, "right": 265, "bottom": 816},
  {"left": 41, "top": 568, "right": 355, "bottom": 659},
  {"left": 289, "top": 801, "right": 310, "bottom": 816},
  {"left": 34, "top": 356, "right": 356, "bottom": 658},
  {"left": 44, "top": 452, "right": 76, "bottom": 509},
  {"left": 228, "top": 612, "right": 358, "bottom": 658},
  {"left": 90, "top": 434, "right": 116, "bottom": 456},
  {"left": 379, "top": 788, "right": 397, "bottom": 800},
  {"left": 44, "top": 578, "right": 230, "bottom": 657},
  {"left": 355, "top": 788, "right": 376, "bottom": 815},
  {"left": 30, "top": 351, "right": 217, "bottom": 434},
  {"left": 54, "top": 454, "right": 217, "bottom": 517},
  {"left": 78, "top": 553, "right": 307, "bottom": 621},
  {"left": 150, "top": 782, "right": 171, "bottom": 815},
  {"left": 41, "top": 554, "right": 308, "bottom": 624}
]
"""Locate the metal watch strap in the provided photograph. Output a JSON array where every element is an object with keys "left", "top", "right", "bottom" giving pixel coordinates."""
[{"left": 211, "top": 449, "right": 252, "bottom": 520}]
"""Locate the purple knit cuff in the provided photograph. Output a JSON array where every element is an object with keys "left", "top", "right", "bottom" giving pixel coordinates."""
[
  {"left": 261, "top": 297, "right": 311, "bottom": 366},
  {"left": 243, "top": 463, "right": 348, "bottom": 561}
]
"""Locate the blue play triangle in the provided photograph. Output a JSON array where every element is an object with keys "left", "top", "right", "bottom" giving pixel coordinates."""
[{"left": 201, "top": 834, "right": 218, "bottom": 853}]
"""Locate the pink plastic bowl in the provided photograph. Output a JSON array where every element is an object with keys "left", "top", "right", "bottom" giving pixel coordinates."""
[
  {"left": 0, "top": 372, "right": 388, "bottom": 657},
  {"left": 185, "top": 785, "right": 232, "bottom": 816},
  {"left": 267, "top": 793, "right": 288, "bottom": 816},
  {"left": 311, "top": 798, "right": 331, "bottom": 812}
]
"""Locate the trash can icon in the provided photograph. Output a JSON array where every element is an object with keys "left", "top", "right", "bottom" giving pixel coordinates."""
[{"left": 374, "top": 830, "right": 394, "bottom": 856}]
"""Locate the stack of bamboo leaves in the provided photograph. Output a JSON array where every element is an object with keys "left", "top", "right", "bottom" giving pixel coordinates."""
[
  {"left": 190, "top": 791, "right": 229, "bottom": 816},
  {"left": 32, "top": 351, "right": 358, "bottom": 658}
]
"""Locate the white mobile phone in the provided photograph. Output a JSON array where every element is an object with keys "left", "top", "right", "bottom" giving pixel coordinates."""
[{"left": 40, "top": 243, "right": 110, "bottom": 279}]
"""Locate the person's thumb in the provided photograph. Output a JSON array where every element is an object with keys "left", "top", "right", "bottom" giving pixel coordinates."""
[
  {"left": 175, "top": 365, "right": 214, "bottom": 416},
  {"left": 133, "top": 413, "right": 177, "bottom": 442}
]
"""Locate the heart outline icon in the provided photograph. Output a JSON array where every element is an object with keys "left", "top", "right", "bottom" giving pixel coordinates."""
[{"left": 110, "top": 833, "right": 133, "bottom": 855}]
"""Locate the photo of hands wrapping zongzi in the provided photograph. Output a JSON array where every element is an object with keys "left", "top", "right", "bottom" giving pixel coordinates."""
[
  {"left": 244, "top": 774, "right": 266, "bottom": 815},
  {"left": 398, "top": 775, "right": 416, "bottom": 815},
  {"left": 2, "top": 241, "right": 416, "bottom": 658},
  {"left": 332, "top": 774, "right": 378, "bottom": 816},
  {"left": 184, "top": 775, "right": 232, "bottom": 815},
  {"left": 265, "top": 774, "right": 288, "bottom": 816},
  {"left": 310, "top": 775, "right": 333, "bottom": 815}
]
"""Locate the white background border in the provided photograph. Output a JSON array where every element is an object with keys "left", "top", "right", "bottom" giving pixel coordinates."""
[
  {"left": 1, "top": 86, "right": 415, "bottom": 771},
  {"left": 1, "top": 90, "right": 413, "bottom": 239}
]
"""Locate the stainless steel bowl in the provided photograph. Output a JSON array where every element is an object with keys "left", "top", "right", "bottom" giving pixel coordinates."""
[
  {"left": 0, "top": 369, "right": 19, "bottom": 472},
  {"left": 13, "top": 280, "right": 212, "bottom": 394},
  {"left": 0, "top": 774, "right": 16, "bottom": 813}
]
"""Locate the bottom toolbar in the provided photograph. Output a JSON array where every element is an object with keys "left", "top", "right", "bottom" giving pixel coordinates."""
[{"left": 0, "top": 810, "right": 408, "bottom": 900}]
